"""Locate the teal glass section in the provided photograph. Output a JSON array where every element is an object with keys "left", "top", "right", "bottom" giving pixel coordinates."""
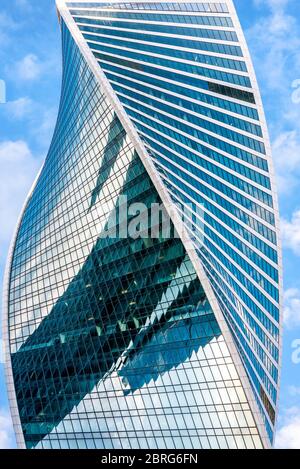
[
  {"left": 66, "top": 1, "right": 281, "bottom": 443},
  {"left": 8, "top": 20, "right": 264, "bottom": 450}
]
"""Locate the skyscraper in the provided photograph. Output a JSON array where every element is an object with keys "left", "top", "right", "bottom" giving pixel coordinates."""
[{"left": 3, "top": 0, "right": 282, "bottom": 449}]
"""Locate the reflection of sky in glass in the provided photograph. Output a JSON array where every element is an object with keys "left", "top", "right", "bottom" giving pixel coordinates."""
[
  {"left": 36, "top": 325, "right": 262, "bottom": 450},
  {"left": 69, "top": 1, "right": 281, "bottom": 442},
  {"left": 6, "top": 0, "right": 283, "bottom": 450}
]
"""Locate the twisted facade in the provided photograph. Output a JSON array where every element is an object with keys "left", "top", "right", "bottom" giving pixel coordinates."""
[{"left": 3, "top": 0, "right": 282, "bottom": 449}]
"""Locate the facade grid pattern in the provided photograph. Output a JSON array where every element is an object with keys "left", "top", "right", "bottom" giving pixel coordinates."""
[{"left": 4, "top": 0, "right": 282, "bottom": 450}]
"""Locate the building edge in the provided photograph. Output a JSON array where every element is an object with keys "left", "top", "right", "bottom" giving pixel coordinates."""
[
  {"left": 2, "top": 167, "right": 45, "bottom": 450},
  {"left": 3, "top": 0, "right": 280, "bottom": 449},
  {"left": 227, "top": 0, "right": 283, "bottom": 441},
  {"left": 55, "top": 0, "right": 272, "bottom": 448}
]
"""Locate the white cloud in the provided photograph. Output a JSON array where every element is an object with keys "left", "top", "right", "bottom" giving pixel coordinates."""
[
  {"left": 1, "top": 98, "right": 57, "bottom": 153},
  {"left": 283, "top": 288, "right": 300, "bottom": 328},
  {"left": 272, "top": 131, "right": 300, "bottom": 194},
  {"left": 5, "top": 97, "right": 34, "bottom": 119},
  {"left": 0, "top": 408, "right": 14, "bottom": 449},
  {"left": 275, "top": 407, "right": 300, "bottom": 449},
  {"left": 13, "top": 54, "right": 42, "bottom": 81},
  {"left": 248, "top": 2, "right": 299, "bottom": 89},
  {"left": 8, "top": 50, "right": 60, "bottom": 84},
  {"left": 288, "top": 385, "right": 300, "bottom": 396},
  {"left": 15, "top": 0, "right": 32, "bottom": 9},
  {"left": 0, "top": 12, "right": 18, "bottom": 45},
  {"left": 248, "top": 0, "right": 300, "bottom": 196},
  {"left": 281, "top": 209, "right": 300, "bottom": 254},
  {"left": 0, "top": 140, "right": 41, "bottom": 252},
  {"left": 254, "top": 0, "right": 290, "bottom": 12}
]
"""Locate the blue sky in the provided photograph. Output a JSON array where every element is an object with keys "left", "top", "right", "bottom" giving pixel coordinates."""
[{"left": 0, "top": 0, "right": 299, "bottom": 449}]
